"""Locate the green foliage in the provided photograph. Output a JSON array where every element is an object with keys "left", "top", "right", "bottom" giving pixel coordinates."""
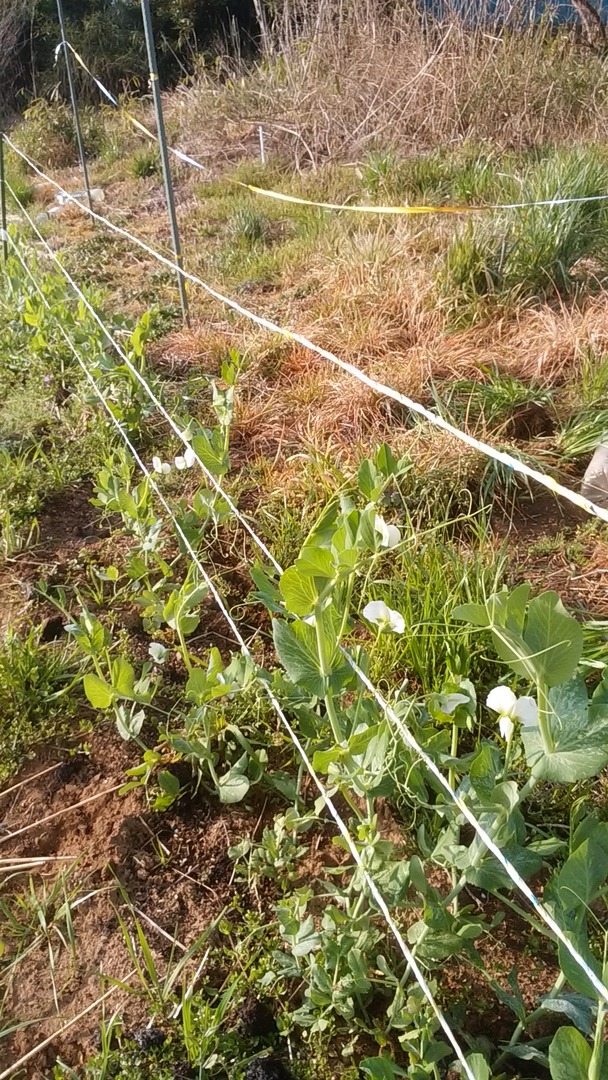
[
  {"left": 13, "top": 98, "right": 107, "bottom": 168},
  {"left": 129, "top": 146, "right": 161, "bottom": 179},
  {"left": 438, "top": 149, "right": 608, "bottom": 322},
  {"left": 229, "top": 205, "right": 268, "bottom": 246},
  {"left": 435, "top": 368, "right": 554, "bottom": 432},
  {"left": 360, "top": 148, "right": 401, "bottom": 199},
  {"left": 557, "top": 409, "right": 608, "bottom": 459},
  {"left": 0, "top": 626, "right": 82, "bottom": 782}
]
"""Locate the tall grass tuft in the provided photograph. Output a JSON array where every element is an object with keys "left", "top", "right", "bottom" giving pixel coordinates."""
[
  {"left": 438, "top": 149, "right": 608, "bottom": 322},
  {"left": 175, "top": 6, "right": 608, "bottom": 169}
]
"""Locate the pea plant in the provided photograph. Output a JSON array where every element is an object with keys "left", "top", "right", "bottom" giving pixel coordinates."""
[
  {"left": 33, "top": 267, "right": 607, "bottom": 1078},
  {"left": 246, "top": 448, "right": 608, "bottom": 1080}
]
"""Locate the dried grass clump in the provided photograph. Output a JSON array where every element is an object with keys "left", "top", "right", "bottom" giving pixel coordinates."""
[
  {"left": 233, "top": 344, "right": 387, "bottom": 463},
  {"left": 169, "top": 1, "right": 608, "bottom": 169}
]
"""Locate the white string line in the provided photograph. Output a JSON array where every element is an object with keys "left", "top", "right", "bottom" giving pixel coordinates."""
[
  {"left": 8, "top": 177, "right": 608, "bottom": 1007},
  {"left": 4, "top": 230, "right": 477, "bottom": 1080},
  {"left": 52, "top": 41, "right": 608, "bottom": 216},
  {"left": 2, "top": 155, "right": 280, "bottom": 574},
  {"left": 6, "top": 132, "right": 608, "bottom": 526},
  {"left": 55, "top": 40, "right": 207, "bottom": 173}
]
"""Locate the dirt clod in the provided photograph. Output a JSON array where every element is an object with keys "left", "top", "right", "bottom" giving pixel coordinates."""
[
  {"left": 131, "top": 1026, "right": 167, "bottom": 1050},
  {"left": 244, "top": 1057, "right": 294, "bottom": 1080},
  {"left": 234, "top": 996, "right": 277, "bottom": 1037}
]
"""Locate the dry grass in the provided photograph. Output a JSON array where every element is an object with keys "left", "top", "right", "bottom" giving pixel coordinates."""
[{"left": 169, "top": 5, "right": 608, "bottom": 169}]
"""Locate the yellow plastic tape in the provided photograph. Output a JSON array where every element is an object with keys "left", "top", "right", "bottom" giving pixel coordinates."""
[{"left": 234, "top": 181, "right": 481, "bottom": 215}]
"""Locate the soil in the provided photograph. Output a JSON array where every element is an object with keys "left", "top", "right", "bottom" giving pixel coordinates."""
[
  {"left": 497, "top": 492, "right": 608, "bottom": 615},
  {"left": 0, "top": 725, "right": 272, "bottom": 1075}
]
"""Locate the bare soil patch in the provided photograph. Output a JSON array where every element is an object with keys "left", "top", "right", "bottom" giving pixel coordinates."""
[{"left": 0, "top": 726, "right": 269, "bottom": 1075}]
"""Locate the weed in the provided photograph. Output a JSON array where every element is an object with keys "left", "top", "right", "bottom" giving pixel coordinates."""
[
  {"left": 14, "top": 98, "right": 106, "bottom": 169},
  {"left": 364, "top": 519, "right": 505, "bottom": 691},
  {"left": 439, "top": 148, "right": 608, "bottom": 322},
  {"left": 4, "top": 168, "right": 34, "bottom": 210},
  {"left": 557, "top": 408, "right": 608, "bottom": 458},
  {"left": 130, "top": 146, "right": 161, "bottom": 179},
  {"left": 0, "top": 625, "right": 83, "bottom": 782},
  {"left": 230, "top": 206, "right": 268, "bottom": 246},
  {"left": 436, "top": 369, "right": 553, "bottom": 432},
  {"left": 359, "top": 148, "right": 401, "bottom": 199}
]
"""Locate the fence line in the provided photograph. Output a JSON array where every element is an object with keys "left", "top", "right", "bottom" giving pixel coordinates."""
[
  {"left": 54, "top": 38, "right": 608, "bottom": 217},
  {"left": 5, "top": 226, "right": 479, "bottom": 1080},
  {"left": 5, "top": 133, "right": 608, "bottom": 528},
  {"left": 8, "top": 184, "right": 608, "bottom": 1010}
]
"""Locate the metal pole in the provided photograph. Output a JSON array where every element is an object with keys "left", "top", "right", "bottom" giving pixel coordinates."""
[
  {"left": 56, "top": 0, "right": 93, "bottom": 214},
  {"left": 0, "top": 135, "right": 7, "bottom": 263},
  {"left": 140, "top": 0, "right": 190, "bottom": 326}
]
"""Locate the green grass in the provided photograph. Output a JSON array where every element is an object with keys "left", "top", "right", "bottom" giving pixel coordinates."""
[
  {"left": 0, "top": 625, "right": 84, "bottom": 783},
  {"left": 364, "top": 515, "right": 506, "bottom": 692},
  {"left": 129, "top": 146, "right": 161, "bottom": 179},
  {"left": 438, "top": 148, "right": 608, "bottom": 323},
  {"left": 434, "top": 369, "right": 554, "bottom": 432}
]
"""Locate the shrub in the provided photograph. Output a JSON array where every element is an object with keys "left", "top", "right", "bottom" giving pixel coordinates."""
[{"left": 14, "top": 98, "right": 107, "bottom": 169}]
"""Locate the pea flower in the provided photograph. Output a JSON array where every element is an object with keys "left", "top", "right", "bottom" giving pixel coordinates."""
[
  {"left": 174, "top": 446, "right": 196, "bottom": 470},
  {"left": 375, "top": 514, "right": 401, "bottom": 549},
  {"left": 152, "top": 455, "right": 171, "bottom": 475},
  {"left": 362, "top": 599, "right": 405, "bottom": 634},
  {"left": 486, "top": 686, "right": 538, "bottom": 741}
]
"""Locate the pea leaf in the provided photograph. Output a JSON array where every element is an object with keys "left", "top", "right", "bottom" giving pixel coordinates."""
[
  {"left": 217, "top": 766, "right": 250, "bottom": 804},
  {"left": 558, "top": 931, "right": 603, "bottom": 1000},
  {"left": 463, "top": 1054, "right": 491, "bottom": 1080},
  {"left": 280, "top": 566, "right": 318, "bottom": 616},
  {"left": 548, "top": 1025, "right": 591, "bottom": 1080},
  {"left": 452, "top": 602, "right": 490, "bottom": 627},
  {"left": 522, "top": 678, "right": 608, "bottom": 783},
  {"left": 192, "top": 431, "right": 229, "bottom": 476},
  {"left": 272, "top": 619, "right": 325, "bottom": 698},
  {"left": 538, "top": 993, "right": 595, "bottom": 1035},
  {"left": 555, "top": 838, "right": 608, "bottom": 913},
  {"left": 361, "top": 1057, "right": 407, "bottom": 1080},
  {"left": 524, "top": 592, "right": 583, "bottom": 686},
  {"left": 111, "top": 657, "right": 135, "bottom": 697},
  {"left": 295, "top": 546, "right": 335, "bottom": 579},
  {"left": 83, "top": 673, "right": 113, "bottom": 709}
]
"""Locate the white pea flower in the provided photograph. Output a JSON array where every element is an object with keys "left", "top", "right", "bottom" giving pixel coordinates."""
[
  {"left": 374, "top": 514, "right": 401, "bottom": 549},
  {"left": 486, "top": 686, "right": 538, "bottom": 737},
  {"left": 174, "top": 445, "right": 196, "bottom": 470},
  {"left": 498, "top": 715, "right": 515, "bottom": 743},
  {"left": 362, "top": 599, "right": 405, "bottom": 634},
  {"left": 152, "top": 455, "right": 171, "bottom": 475}
]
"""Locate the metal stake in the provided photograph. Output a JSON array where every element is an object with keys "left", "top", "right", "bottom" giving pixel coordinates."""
[
  {"left": 0, "top": 134, "right": 7, "bottom": 262},
  {"left": 56, "top": 0, "right": 93, "bottom": 214},
  {"left": 140, "top": 0, "right": 190, "bottom": 325}
]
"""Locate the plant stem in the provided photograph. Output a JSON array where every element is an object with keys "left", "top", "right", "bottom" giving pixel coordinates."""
[
  {"left": 176, "top": 623, "right": 193, "bottom": 673},
  {"left": 537, "top": 681, "right": 555, "bottom": 754},
  {"left": 314, "top": 601, "right": 345, "bottom": 744},
  {"left": 448, "top": 722, "right": 460, "bottom": 913},
  {"left": 589, "top": 936, "right": 608, "bottom": 1080}
]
